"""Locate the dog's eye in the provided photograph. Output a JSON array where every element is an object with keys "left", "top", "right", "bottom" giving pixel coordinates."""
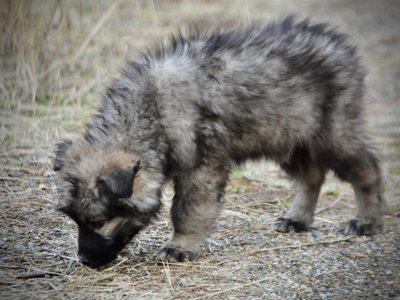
[{"left": 88, "top": 220, "right": 106, "bottom": 229}]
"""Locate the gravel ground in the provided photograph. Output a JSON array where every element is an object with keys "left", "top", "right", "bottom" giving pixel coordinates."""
[{"left": 1, "top": 0, "right": 399, "bottom": 299}]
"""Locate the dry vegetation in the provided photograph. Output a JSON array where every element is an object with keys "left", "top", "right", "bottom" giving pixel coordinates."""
[{"left": 0, "top": 0, "right": 399, "bottom": 299}]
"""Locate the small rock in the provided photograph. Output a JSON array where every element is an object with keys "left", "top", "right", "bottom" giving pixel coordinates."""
[{"left": 39, "top": 183, "right": 48, "bottom": 190}]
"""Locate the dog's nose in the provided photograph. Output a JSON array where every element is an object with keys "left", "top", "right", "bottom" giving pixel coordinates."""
[{"left": 78, "top": 253, "right": 112, "bottom": 268}]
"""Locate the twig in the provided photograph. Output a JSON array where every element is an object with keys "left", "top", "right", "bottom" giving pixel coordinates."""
[
  {"left": 36, "top": 252, "right": 79, "bottom": 262},
  {"left": 47, "top": 280, "right": 62, "bottom": 291},
  {"left": 146, "top": 260, "right": 220, "bottom": 269},
  {"left": 0, "top": 181, "right": 17, "bottom": 203},
  {"left": 250, "top": 236, "right": 353, "bottom": 255},
  {"left": 314, "top": 216, "right": 336, "bottom": 225},
  {"left": 103, "top": 257, "right": 129, "bottom": 272},
  {"left": 0, "top": 176, "right": 30, "bottom": 182},
  {"left": 162, "top": 261, "right": 173, "bottom": 290},
  {"left": 2, "top": 166, "right": 39, "bottom": 175},
  {"left": 150, "top": 0, "right": 158, "bottom": 29},
  {"left": 0, "top": 265, "right": 63, "bottom": 279},
  {"left": 0, "top": 265, "right": 29, "bottom": 270},
  {"left": 315, "top": 195, "right": 343, "bottom": 214},
  {"left": 220, "top": 209, "right": 252, "bottom": 223},
  {"left": 192, "top": 275, "right": 274, "bottom": 300},
  {"left": 245, "top": 0, "right": 251, "bottom": 24},
  {"left": 16, "top": 272, "right": 61, "bottom": 279},
  {"left": 37, "top": 0, "right": 123, "bottom": 79}
]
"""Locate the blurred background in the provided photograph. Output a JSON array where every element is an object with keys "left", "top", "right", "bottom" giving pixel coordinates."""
[{"left": 1, "top": 0, "right": 399, "bottom": 107}]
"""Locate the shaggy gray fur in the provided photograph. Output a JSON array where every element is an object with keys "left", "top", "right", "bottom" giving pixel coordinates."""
[{"left": 54, "top": 16, "right": 385, "bottom": 267}]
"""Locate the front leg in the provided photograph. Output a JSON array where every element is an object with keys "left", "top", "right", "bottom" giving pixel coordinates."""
[{"left": 157, "top": 164, "right": 229, "bottom": 262}]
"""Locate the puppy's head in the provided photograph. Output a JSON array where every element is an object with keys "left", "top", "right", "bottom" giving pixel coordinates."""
[{"left": 53, "top": 139, "right": 147, "bottom": 268}]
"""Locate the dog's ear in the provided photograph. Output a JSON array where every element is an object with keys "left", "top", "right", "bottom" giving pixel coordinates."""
[
  {"left": 98, "top": 161, "right": 141, "bottom": 199},
  {"left": 53, "top": 139, "right": 73, "bottom": 171},
  {"left": 54, "top": 174, "right": 79, "bottom": 218}
]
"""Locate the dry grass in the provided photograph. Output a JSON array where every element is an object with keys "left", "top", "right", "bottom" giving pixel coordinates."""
[{"left": 1, "top": 0, "right": 399, "bottom": 299}]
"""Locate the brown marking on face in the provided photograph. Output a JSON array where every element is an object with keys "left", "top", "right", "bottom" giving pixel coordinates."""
[
  {"left": 133, "top": 173, "right": 145, "bottom": 193},
  {"left": 103, "top": 151, "right": 136, "bottom": 171},
  {"left": 96, "top": 217, "right": 125, "bottom": 237}
]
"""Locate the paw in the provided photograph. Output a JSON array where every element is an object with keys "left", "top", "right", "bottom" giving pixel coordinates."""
[
  {"left": 273, "top": 217, "right": 309, "bottom": 233},
  {"left": 342, "top": 219, "right": 380, "bottom": 236},
  {"left": 156, "top": 247, "right": 198, "bottom": 262}
]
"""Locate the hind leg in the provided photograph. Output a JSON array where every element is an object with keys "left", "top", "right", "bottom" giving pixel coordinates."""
[
  {"left": 274, "top": 148, "right": 326, "bottom": 232},
  {"left": 331, "top": 148, "right": 385, "bottom": 235}
]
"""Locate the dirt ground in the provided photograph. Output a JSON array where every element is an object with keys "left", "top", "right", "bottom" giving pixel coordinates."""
[{"left": 0, "top": 0, "right": 399, "bottom": 299}]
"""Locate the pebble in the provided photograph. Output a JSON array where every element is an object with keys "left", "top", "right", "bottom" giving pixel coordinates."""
[{"left": 385, "top": 270, "right": 392, "bottom": 276}]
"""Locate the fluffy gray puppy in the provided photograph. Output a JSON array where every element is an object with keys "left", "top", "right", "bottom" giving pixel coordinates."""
[{"left": 54, "top": 16, "right": 385, "bottom": 268}]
